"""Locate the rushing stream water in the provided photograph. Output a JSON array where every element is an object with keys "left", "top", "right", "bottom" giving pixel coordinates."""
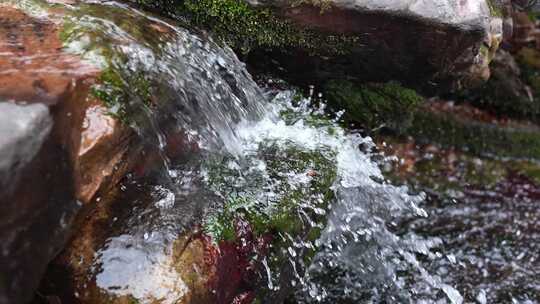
[
  {"left": 93, "top": 84, "right": 462, "bottom": 303},
  {"left": 19, "top": 1, "right": 537, "bottom": 303}
]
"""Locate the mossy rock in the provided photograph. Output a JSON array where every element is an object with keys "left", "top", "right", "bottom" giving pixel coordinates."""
[
  {"left": 129, "top": 0, "right": 358, "bottom": 55},
  {"left": 408, "top": 105, "right": 540, "bottom": 159},
  {"left": 57, "top": 2, "right": 177, "bottom": 124},
  {"left": 204, "top": 143, "right": 336, "bottom": 243},
  {"left": 323, "top": 80, "right": 424, "bottom": 132},
  {"left": 461, "top": 49, "right": 540, "bottom": 121},
  {"left": 380, "top": 136, "right": 540, "bottom": 196},
  {"left": 129, "top": 0, "right": 498, "bottom": 91},
  {"left": 200, "top": 99, "right": 340, "bottom": 301}
]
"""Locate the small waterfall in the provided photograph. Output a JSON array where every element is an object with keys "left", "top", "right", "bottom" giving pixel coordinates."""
[{"left": 42, "top": 1, "right": 463, "bottom": 303}]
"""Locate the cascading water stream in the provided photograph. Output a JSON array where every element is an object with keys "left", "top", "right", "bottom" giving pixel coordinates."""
[{"left": 28, "top": 1, "right": 464, "bottom": 302}]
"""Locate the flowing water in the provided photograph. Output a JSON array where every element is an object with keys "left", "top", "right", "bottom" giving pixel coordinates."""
[{"left": 22, "top": 1, "right": 529, "bottom": 303}]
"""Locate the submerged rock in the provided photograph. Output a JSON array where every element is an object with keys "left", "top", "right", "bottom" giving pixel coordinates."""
[
  {"left": 156, "top": 0, "right": 503, "bottom": 91},
  {"left": 379, "top": 137, "right": 540, "bottom": 303}
]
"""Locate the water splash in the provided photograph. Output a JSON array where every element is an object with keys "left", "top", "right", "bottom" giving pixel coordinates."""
[
  {"left": 34, "top": 1, "right": 464, "bottom": 302},
  {"left": 238, "top": 90, "right": 461, "bottom": 304}
]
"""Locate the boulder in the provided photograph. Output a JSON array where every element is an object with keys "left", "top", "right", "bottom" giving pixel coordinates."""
[
  {"left": 0, "top": 0, "right": 271, "bottom": 303},
  {"left": 0, "top": 103, "right": 52, "bottom": 190},
  {"left": 166, "top": 0, "right": 503, "bottom": 91},
  {"left": 0, "top": 3, "right": 145, "bottom": 303},
  {"left": 473, "top": 49, "right": 538, "bottom": 118}
]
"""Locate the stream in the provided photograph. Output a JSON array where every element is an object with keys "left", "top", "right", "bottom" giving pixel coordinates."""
[{"left": 9, "top": 1, "right": 538, "bottom": 303}]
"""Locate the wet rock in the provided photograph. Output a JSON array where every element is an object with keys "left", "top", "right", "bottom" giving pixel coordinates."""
[
  {"left": 0, "top": 0, "right": 270, "bottom": 303},
  {"left": 379, "top": 136, "right": 540, "bottom": 303},
  {"left": 473, "top": 49, "right": 538, "bottom": 119},
  {"left": 407, "top": 101, "right": 540, "bottom": 159},
  {"left": 0, "top": 102, "right": 52, "bottom": 190},
  {"left": 379, "top": 136, "right": 540, "bottom": 194},
  {"left": 41, "top": 186, "right": 267, "bottom": 304},
  {"left": 323, "top": 80, "right": 423, "bottom": 132},
  {"left": 0, "top": 4, "right": 146, "bottom": 304},
  {"left": 166, "top": 0, "right": 502, "bottom": 91}
]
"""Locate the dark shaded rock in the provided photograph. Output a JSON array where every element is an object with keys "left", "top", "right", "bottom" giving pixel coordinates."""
[
  {"left": 243, "top": 0, "right": 501, "bottom": 91},
  {"left": 0, "top": 102, "right": 52, "bottom": 190},
  {"left": 323, "top": 80, "right": 423, "bottom": 132},
  {"left": 0, "top": 101, "right": 77, "bottom": 304},
  {"left": 130, "top": 0, "right": 502, "bottom": 92},
  {"left": 474, "top": 49, "right": 537, "bottom": 118}
]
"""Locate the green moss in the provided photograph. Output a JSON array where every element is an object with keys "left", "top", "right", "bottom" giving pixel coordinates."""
[
  {"left": 518, "top": 47, "right": 540, "bottom": 70},
  {"left": 56, "top": 3, "right": 173, "bottom": 124},
  {"left": 486, "top": 0, "right": 503, "bottom": 17},
  {"left": 279, "top": 97, "right": 338, "bottom": 134},
  {"left": 527, "top": 10, "right": 540, "bottom": 22},
  {"left": 291, "top": 0, "right": 333, "bottom": 12},
  {"left": 381, "top": 137, "right": 540, "bottom": 196},
  {"left": 91, "top": 69, "right": 152, "bottom": 123},
  {"left": 514, "top": 161, "right": 540, "bottom": 184},
  {"left": 324, "top": 80, "right": 424, "bottom": 132},
  {"left": 204, "top": 144, "right": 336, "bottom": 242},
  {"left": 131, "top": 0, "right": 359, "bottom": 55},
  {"left": 202, "top": 140, "right": 338, "bottom": 300},
  {"left": 408, "top": 109, "right": 540, "bottom": 159}
]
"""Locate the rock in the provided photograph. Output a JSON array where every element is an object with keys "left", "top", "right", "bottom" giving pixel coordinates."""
[
  {"left": 40, "top": 137, "right": 337, "bottom": 304},
  {"left": 0, "top": 0, "right": 270, "bottom": 303},
  {"left": 379, "top": 136, "right": 540, "bottom": 195},
  {"left": 474, "top": 49, "right": 538, "bottom": 118},
  {"left": 0, "top": 3, "right": 148, "bottom": 304},
  {"left": 161, "top": 0, "right": 503, "bottom": 91},
  {"left": 407, "top": 101, "right": 540, "bottom": 159},
  {"left": 0, "top": 102, "right": 52, "bottom": 190},
  {"left": 511, "top": 11, "right": 536, "bottom": 47},
  {"left": 323, "top": 80, "right": 423, "bottom": 132},
  {"left": 40, "top": 181, "right": 268, "bottom": 304},
  {"left": 0, "top": 101, "right": 72, "bottom": 304}
]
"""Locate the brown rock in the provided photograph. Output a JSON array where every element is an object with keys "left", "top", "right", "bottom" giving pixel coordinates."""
[
  {"left": 512, "top": 11, "right": 536, "bottom": 46},
  {"left": 245, "top": 0, "right": 501, "bottom": 92},
  {"left": 0, "top": 5, "right": 142, "bottom": 304}
]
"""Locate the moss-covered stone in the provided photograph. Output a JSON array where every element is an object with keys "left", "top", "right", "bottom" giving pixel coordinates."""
[
  {"left": 203, "top": 143, "right": 336, "bottom": 243},
  {"left": 57, "top": 2, "right": 173, "bottom": 123},
  {"left": 379, "top": 136, "right": 540, "bottom": 197},
  {"left": 463, "top": 49, "right": 540, "bottom": 122},
  {"left": 323, "top": 80, "right": 424, "bottom": 132},
  {"left": 408, "top": 106, "right": 540, "bottom": 159},
  {"left": 130, "top": 0, "right": 359, "bottom": 55}
]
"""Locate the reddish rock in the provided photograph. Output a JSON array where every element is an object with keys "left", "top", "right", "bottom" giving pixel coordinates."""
[
  {"left": 0, "top": 5, "right": 145, "bottom": 304},
  {"left": 0, "top": 6, "right": 99, "bottom": 105}
]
